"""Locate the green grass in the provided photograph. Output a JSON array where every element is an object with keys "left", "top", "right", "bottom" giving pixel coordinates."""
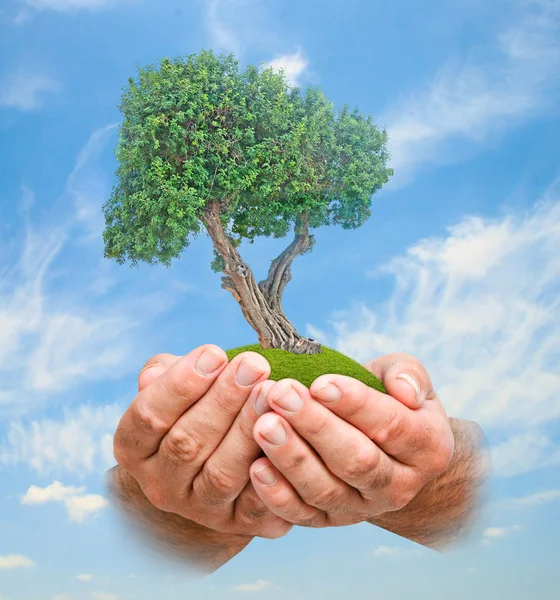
[{"left": 225, "top": 343, "right": 386, "bottom": 393}]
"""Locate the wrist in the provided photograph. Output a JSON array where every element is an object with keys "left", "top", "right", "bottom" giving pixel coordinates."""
[{"left": 105, "top": 465, "right": 254, "bottom": 573}]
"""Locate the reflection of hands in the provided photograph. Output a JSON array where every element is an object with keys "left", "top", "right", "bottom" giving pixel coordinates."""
[
  {"left": 248, "top": 353, "right": 457, "bottom": 529},
  {"left": 112, "top": 344, "right": 292, "bottom": 539}
]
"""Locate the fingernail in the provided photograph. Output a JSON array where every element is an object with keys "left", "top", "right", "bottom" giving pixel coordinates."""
[
  {"left": 259, "top": 416, "right": 287, "bottom": 446},
  {"left": 195, "top": 348, "right": 225, "bottom": 376},
  {"left": 271, "top": 383, "right": 302, "bottom": 413},
  {"left": 254, "top": 389, "right": 271, "bottom": 416},
  {"left": 396, "top": 373, "right": 422, "bottom": 404},
  {"left": 254, "top": 465, "right": 277, "bottom": 486},
  {"left": 313, "top": 382, "right": 341, "bottom": 403},
  {"left": 236, "top": 359, "right": 264, "bottom": 386},
  {"left": 139, "top": 362, "right": 164, "bottom": 375}
]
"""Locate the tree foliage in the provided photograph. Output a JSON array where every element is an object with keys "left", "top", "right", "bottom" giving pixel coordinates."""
[{"left": 103, "top": 49, "right": 393, "bottom": 267}]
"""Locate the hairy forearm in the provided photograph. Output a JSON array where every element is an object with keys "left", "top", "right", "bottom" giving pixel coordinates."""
[
  {"left": 105, "top": 466, "right": 253, "bottom": 574},
  {"left": 369, "top": 418, "right": 490, "bottom": 550}
]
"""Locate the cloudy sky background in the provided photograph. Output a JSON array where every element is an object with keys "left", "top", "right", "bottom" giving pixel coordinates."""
[{"left": 0, "top": 0, "right": 559, "bottom": 598}]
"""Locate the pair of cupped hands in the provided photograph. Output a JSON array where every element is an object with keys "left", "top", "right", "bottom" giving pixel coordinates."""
[{"left": 112, "top": 344, "right": 455, "bottom": 539}]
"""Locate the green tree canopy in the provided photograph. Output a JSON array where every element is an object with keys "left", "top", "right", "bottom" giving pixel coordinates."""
[{"left": 103, "top": 49, "right": 393, "bottom": 268}]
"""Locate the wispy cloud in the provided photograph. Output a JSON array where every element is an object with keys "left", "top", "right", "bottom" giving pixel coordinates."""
[
  {"left": 74, "top": 574, "right": 94, "bottom": 582},
  {"left": 372, "top": 545, "right": 423, "bottom": 558},
  {"left": 0, "top": 72, "right": 61, "bottom": 111},
  {"left": 21, "top": 481, "right": 108, "bottom": 523},
  {"left": 383, "top": 0, "right": 560, "bottom": 184},
  {"left": 0, "top": 124, "right": 183, "bottom": 419},
  {"left": 232, "top": 579, "right": 273, "bottom": 592},
  {"left": 264, "top": 49, "right": 309, "bottom": 86},
  {"left": 67, "top": 123, "right": 118, "bottom": 238},
  {"left": 0, "top": 218, "right": 138, "bottom": 414},
  {"left": 491, "top": 433, "right": 560, "bottom": 477},
  {"left": 204, "top": 0, "right": 310, "bottom": 86},
  {"left": 0, "top": 554, "right": 34, "bottom": 570},
  {"left": 91, "top": 593, "right": 118, "bottom": 600},
  {"left": 497, "top": 489, "right": 560, "bottom": 509},
  {"left": 1, "top": 403, "right": 121, "bottom": 476},
  {"left": 313, "top": 181, "right": 560, "bottom": 477},
  {"left": 481, "top": 525, "right": 521, "bottom": 544}
]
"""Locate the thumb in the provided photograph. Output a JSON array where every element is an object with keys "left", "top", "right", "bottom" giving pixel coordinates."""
[{"left": 363, "top": 352, "right": 435, "bottom": 410}]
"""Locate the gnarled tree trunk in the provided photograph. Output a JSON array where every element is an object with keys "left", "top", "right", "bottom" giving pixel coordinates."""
[{"left": 202, "top": 202, "right": 322, "bottom": 355}]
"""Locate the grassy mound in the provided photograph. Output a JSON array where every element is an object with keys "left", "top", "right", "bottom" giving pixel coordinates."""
[{"left": 225, "top": 343, "right": 386, "bottom": 393}]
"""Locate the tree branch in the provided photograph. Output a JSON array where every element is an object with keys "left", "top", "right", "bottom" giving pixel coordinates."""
[{"left": 258, "top": 212, "right": 312, "bottom": 310}]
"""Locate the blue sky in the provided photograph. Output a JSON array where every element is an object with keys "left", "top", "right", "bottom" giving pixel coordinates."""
[{"left": 0, "top": 0, "right": 559, "bottom": 598}]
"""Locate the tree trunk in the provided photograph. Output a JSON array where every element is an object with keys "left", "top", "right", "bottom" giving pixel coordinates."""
[{"left": 202, "top": 203, "right": 322, "bottom": 355}]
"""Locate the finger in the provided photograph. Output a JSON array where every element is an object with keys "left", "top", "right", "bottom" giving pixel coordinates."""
[
  {"left": 253, "top": 409, "right": 363, "bottom": 515},
  {"left": 114, "top": 344, "right": 228, "bottom": 467},
  {"left": 309, "top": 374, "right": 446, "bottom": 466},
  {"left": 148, "top": 351, "right": 270, "bottom": 486},
  {"left": 363, "top": 353, "right": 435, "bottom": 409},
  {"left": 138, "top": 353, "right": 180, "bottom": 392},
  {"left": 191, "top": 379, "right": 276, "bottom": 507},
  {"left": 265, "top": 379, "right": 398, "bottom": 499},
  {"left": 232, "top": 480, "right": 294, "bottom": 539},
  {"left": 249, "top": 457, "right": 327, "bottom": 528}
]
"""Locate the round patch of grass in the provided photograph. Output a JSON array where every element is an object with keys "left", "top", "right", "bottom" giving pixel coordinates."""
[{"left": 225, "top": 343, "right": 386, "bottom": 393}]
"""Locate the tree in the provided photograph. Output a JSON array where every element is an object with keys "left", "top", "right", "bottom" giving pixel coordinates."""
[{"left": 103, "top": 49, "right": 393, "bottom": 355}]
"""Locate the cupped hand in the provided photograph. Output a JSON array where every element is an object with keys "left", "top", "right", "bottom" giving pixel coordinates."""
[
  {"left": 248, "top": 353, "right": 455, "bottom": 527},
  {"left": 113, "top": 344, "right": 292, "bottom": 539}
]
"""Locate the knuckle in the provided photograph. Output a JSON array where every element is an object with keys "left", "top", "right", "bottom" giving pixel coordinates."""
[
  {"left": 133, "top": 401, "right": 169, "bottom": 438},
  {"left": 344, "top": 446, "right": 379, "bottom": 481},
  {"left": 203, "top": 461, "right": 239, "bottom": 499},
  {"left": 304, "top": 412, "right": 331, "bottom": 438},
  {"left": 142, "top": 482, "right": 171, "bottom": 512},
  {"left": 285, "top": 451, "right": 307, "bottom": 472},
  {"left": 344, "top": 387, "right": 369, "bottom": 420},
  {"left": 389, "top": 485, "right": 417, "bottom": 511},
  {"left": 430, "top": 431, "right": 455, "bottom": 474},
  {"left": 375, "top": 409, "right": 406, "bottom": 445},
  {"left": 165, "top": 368, "right": 194, "bottom": 402},
  {"left": 307, "top": 486, "right": 345, "bottom": 512},
  {"left": 164, "top": 426, "right": 205, "bottom": 464},
  {"left": 237, "top": 415, "right": 257, "bottom": 441},
  {"left": 112, "top": 444, "right": 131, "bottom": 470},
  {"left": 360, "top": 462, "right": 393, "bottom": 493}
]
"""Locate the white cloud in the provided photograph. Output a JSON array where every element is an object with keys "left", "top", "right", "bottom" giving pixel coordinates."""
[
  {"left": 481, "top": 525, "right": 521, "bottom": 545},
  {"left": 372, "top": 545, "right": 422, "bottom": 558},
  {"left": 20, "top": 482, "right": 109, "bottom": 523},
  {"left": 0, "top": 554, "right": 34, "bottom": 570},
  {"left": 0, "top": 72, "right": 61, "bottom": 111},
  {"left": 0, "top": 125, "right": 150, "bottom": 416},
  {"left": 317, "top": 183, "right": 560, "bottom": 477},
  {"left": 491, "top": 433, "right": 560, "bottom": 477},
  {"left": 21, "top": 481, "right": 85, "bottom": 503},
  {"left": 383, "top": 0, "right": 560, "bottom": 184},
  {"left": 67, "top": 123, "right": 118, "bottom": 238},
  {"left": 264, "top": 49, "right": 309, "bottom": 86},
  {"left": 232, "top": 579, "right": 273, "bottom": 592},
  {"left": 498, "top": 489, "right": 560, "bottom": 509},
  {"left": 65, "top": 494, "right": 109, "bottom": 523},
  {"left": 1, "top": 403, "right": 121, "bottom": 476},
  {"left": 91, "top": 593, "right": 117, "bottom": 600},
  {"left": 206, "top": 0, "right": 245, "bottom": 56},
  {"left": 483, "top": 527, "right": 508, "bottom": 538},
  {"left": 53, "top": 595, "right": 71, "bottom": 600},
  {"left": 74, "top": 574, "right": 94, "bottom": 582}
]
